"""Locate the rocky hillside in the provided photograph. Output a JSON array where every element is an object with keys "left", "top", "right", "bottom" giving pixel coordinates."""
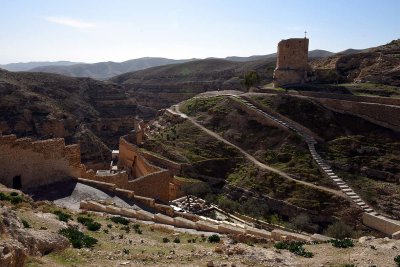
[
  {"left": 29, "top": 57, "right": 194, "bottom": 80},
  {"left": 250, "top": 94, "right": 400, "bottom": 218},
  {"left": 0, "top": 61, "right": 81, "bottom": 72},
  {"left": 0, "top": 69, "right": 139, "bottom": 168},
  {"left": 111, "top": 58, "right": 276, "bottom": 117},
  {"left": 311, "top": 39, "right": 400, "bottom": 86}
]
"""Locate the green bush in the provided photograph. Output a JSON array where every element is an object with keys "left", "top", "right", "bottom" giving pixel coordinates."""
[
  {"left": 58, "top": 227, "right": 98, "bottom": 248},
  {"left": 110, "top": 216, "right": 129, "bottom": 225},
  {"left": 10, "top": 195, "right": 23, "bottom": 204},
  {"left": 324, "top": 221, "right": 353, "bottom": 239},
  {"left": 77, "top": 216, "right": 94, "bottom": 226},
  {"left": 394, "top": 255, "right": 400, "bottom": 266},
  {"left": 86, "top": 222, "right": 101, "bottom": 231},
  {"left": 162, "top": 237, "right": 170, "bottom": 243},
  {"left": 173, "top": 237, "right": 180, "bottom": 243},
  {"left": 208, "top": 234, "right": 220, "bottom": 243},
  {"left": 330, "top": 238, "right": 354, "bottom": 248},
  {"left": 54, "top": 211, "right": 72, "bottom": 222},
  {"left": 0, "top": 192, "right": 10, "bottom": 201},
  {"left": 10, "top": 192, "right": 19, "bottom": 197},
  {"left": 274, "top": 241, "right": 313, "bottom": 258},
  {"left": 21, "top": 219, "right": 31, "bottom": 228},
  {"left": 77, "top": 216, "right": 101, "bottom": 231}
]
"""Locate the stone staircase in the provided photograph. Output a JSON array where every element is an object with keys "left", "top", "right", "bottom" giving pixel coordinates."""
[{"left": 232, "top": 95, "right": 377, "bottom": 215}]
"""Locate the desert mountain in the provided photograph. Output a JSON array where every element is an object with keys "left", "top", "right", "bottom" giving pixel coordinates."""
[
  {"left": 28, "top": 57, "right": 195, "bottom": 80},
  {"left": 312, "top": 39, "right": 400, "bottom": 86},
  {"left": 110, "top": 58, "right": 276, "bottom": 117},
  {"left": 0, "top": 61, "right": 81, "bottom": 72}
]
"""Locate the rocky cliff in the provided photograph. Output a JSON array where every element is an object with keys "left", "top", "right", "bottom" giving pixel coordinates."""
[{"left": 311, "top": 39, "right": 400, "bottom": 86}]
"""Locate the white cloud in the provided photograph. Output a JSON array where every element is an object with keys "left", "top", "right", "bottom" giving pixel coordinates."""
[{"left": 45, "top": 16, "right": 95, "bottom": 29}]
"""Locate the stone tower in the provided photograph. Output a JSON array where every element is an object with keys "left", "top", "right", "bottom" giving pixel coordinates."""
[{"left": 273, "top": 38, "right": 311, "bottom": 87}]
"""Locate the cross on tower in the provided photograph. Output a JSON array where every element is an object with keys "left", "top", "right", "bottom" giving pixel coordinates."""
[{"left": 304, "top": 31, "right": 307, "bottom": 38}]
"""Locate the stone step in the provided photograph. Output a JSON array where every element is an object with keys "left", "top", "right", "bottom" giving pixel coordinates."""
[{"left": 342, "top": 188, "right": 352, "bottom": 192}]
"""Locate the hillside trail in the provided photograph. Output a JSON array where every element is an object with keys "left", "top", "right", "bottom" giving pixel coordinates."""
[{"left": 168, "top": 102, "right": 345, "bottom": 198}]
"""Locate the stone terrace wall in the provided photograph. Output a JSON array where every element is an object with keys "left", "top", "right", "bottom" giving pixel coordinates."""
[
  {"left": 315, "top": 98, "right": 400, "bottom": 132},
  {"left": 126, "top": 170, "right": 172, "bottom": 202},
  {"left": 118, "top": 136, "right": 160, "bottom": 178},
  {"left": 0, "top": 134, "right": 84, "bottom": 190}
]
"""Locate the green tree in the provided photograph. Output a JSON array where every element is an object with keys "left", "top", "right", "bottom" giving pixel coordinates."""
[{"left": 242, "top": 70, "right": 261, "bottom": 90}]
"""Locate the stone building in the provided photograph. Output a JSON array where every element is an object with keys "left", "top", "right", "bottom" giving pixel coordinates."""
[{"left": 273, "top": 38, "right": 313, "bottom": 87}]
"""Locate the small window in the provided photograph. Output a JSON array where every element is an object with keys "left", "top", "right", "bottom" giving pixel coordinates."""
[{"left": 12, "top": 175, "right": 22, "bottom": 189}]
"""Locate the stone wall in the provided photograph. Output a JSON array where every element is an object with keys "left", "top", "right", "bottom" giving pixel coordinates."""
[
  {"left": 314, "top": 98, "right": 400, "bottom": 132},
  {"left": 362, "top": 212, "right": 400, "bottom": 236},
  {"left": 83, "top": 135, "right": 174, "bottom": 202},
  {"left": 0, "top": 134, "right": 85, "bottom": 190}
]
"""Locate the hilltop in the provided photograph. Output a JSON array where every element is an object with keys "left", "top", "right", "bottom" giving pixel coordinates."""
[{"left": 28, "top": 57, "right": 194, "bottom": 80}]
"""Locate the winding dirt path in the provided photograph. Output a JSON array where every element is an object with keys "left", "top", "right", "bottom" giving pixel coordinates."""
[{"left": 168, "top": 103, "right": 345, "bottom": 198}]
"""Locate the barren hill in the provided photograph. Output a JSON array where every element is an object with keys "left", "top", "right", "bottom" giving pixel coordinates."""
[
  {"left": 110, "top": 58, "right": 276, "bottom": 116},
  {"left": 312, "top": 39, "right": 400, "bottom": 86},
  {"left": 28, "top": 57, "right": 194, "bottom": 80}
]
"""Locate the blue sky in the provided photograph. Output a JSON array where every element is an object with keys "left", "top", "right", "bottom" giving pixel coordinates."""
[{"left": 0, "top": 0, "right": 399, "bottom": 64}]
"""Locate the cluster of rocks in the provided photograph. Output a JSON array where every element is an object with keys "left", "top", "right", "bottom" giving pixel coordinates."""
[
  {"left": 171, "top": 195, "right": 210, "bottom": 213},
  {"left": 0, "top": 206, "right": 69, "bottom": 267}
]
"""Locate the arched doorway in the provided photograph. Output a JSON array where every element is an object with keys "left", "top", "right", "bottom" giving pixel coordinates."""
[{"left": 12, "top": 175, "right": 22, "bottom": 189}]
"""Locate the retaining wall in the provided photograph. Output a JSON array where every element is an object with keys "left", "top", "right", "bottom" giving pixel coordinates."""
[
  {"left": 362, "top": 213, "right": 400, "bottom": 237},
  {"left": 0, "top": 135, "right": 85, "bottom": 190}
]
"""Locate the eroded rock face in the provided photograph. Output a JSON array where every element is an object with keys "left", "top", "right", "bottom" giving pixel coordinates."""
[
  {"left": 0, "top": 70, "right": 137, "bottom": 166},
  {"left": 0, "top": 207, "right": 69, "bottom": 267}
]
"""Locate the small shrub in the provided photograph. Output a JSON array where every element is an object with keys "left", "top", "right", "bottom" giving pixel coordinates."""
[
  {"left": 10, "top": 195, "right": 23, "bottom": 204},
  {"left": 162, "top": 237, "right": 170, "bottom": 243},
  {"left": 133, "top": 224, "right": 142, "bottom": 234},
  {"left": 173, "top": 237, "right": 180, "bottom": 243},
  {"left": 77, "top": 216, "right": 94, "bottom": 226},
  {"left": 208, "top": 234, "right": 220, "bottom": 243},
  {"left": 394, "top": 255, "right": 400, "bottom": 267},
  {"left": 21, "top": 219, "right": 31, "bottom": 228},
  {"left": 54, "top": 211, "right": 72, "bottom": 222},
  {"left": 330, "top": 238, "right": 354, "bottom": 248},
  {"left": 324, "top": 221, "right": 353, "bottom": 239},
  {"left": 274, "top": 241, "right": 313, "bottom": 258},
  {"left": 58, "top": 227, "right": 98, "bottom": 248},
  {"left": 86, "top": 222, "right": 101, "bottom": 231},
  {"left": 0, "top": 192, "right": 10, "bottom": 201},
  {"left": 110, "top": 216, "right": 129, "bottom": 225},
  {"left": 121, "top": 225, "right": 130, "bottom": 233},
  {"left": 123, "top": 248, "right": 130, "bottom": 255},
  {"left": 107, "top": 224, "right": 112, "bottom": 229},
  {"left": 10, "top": 192, "right": 19, "bottom": 197},
  {"left": 103, "top": 229, "right": 109, "bottom": 234}
]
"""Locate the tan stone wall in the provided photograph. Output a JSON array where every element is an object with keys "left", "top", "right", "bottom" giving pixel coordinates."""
[
  {"left": 0, "top": 135, "right": 84, "bottom": 190},
  {"left": 362, "top": 213, "right": 400, "bottom": 235},
  {"left": 314, "top": 97, "right": 400, "bottom": 131},
  {"left": 127, "top": 170, "right": 172, "bottom": 202}
]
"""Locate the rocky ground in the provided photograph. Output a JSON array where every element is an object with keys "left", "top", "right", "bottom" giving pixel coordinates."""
[{"left": 1, "top": 184, "right": 400, "bottom": 267}]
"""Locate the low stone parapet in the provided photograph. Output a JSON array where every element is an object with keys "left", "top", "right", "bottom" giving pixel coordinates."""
[
  {"left": 218, "top": 224, "right": 246, "bottom": 235},
  {"left": 173, "top": 217, "right": 197, "bottom": 228},
  {"left": 271, "top": 229, "right": 311, "bottom": 242},
  {"left": 135, "top": 210, "right": 155, "bottom": 221},
  {"left": 362, "top": 212, "right": 400, "bottom": 236},
  {"left": 196, "top": 221, "right": 220, "bottom": 232},
  {"left": 311, "top": 233, "right": 331, "bottom": 242},
  {"left": 77, "top": 178, "right": 116, "bottom": 192},
  {"left": 154, "top": 213, "right": 175, "bottom": 225},
  {"left": 245, "top": 226, "right": 272, "bottom": 239}
]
